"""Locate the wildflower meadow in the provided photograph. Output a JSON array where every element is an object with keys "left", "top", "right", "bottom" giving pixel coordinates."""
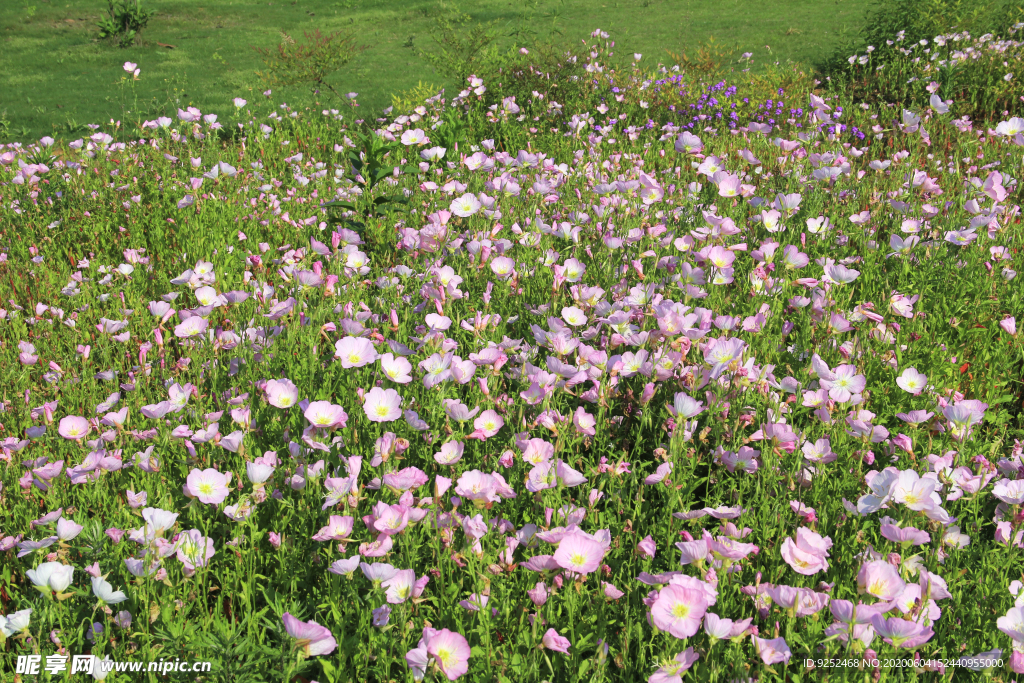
[{"left": 2, "top": 20, "right": 1024, "bottom": 683}]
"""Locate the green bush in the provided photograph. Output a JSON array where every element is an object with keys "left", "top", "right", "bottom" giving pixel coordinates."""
[
  {"left": 820, "top": 0, "right": 1024, "bottom": 120},
  {"left": 833, "top": 26, "right": 1024, "bottom": 122},
  {"left": 96, "top": 0, "right": 155, "bottom": 48},
  {"left": 253, "top": 29, "right": 363, "bottom": 102}
]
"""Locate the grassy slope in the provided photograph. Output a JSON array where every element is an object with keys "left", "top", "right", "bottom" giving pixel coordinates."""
[{"left": 0, "top": 0, "right": 868, "bottom": 143}]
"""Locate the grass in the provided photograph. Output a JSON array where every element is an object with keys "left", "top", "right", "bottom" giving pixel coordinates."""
[{"left": 0, "top": 0, "right": 870, "bottom": 143}]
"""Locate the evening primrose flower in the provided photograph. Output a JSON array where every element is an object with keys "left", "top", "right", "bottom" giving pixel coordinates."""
[
  {"left": 542, "top": 628, "right": 572, "bottom": 654},
  {"left": 998, "top": 606, "right": 1024, "bottom": 642},
  {"left": 185, "top": 468, "right": 231, "bottom": 505},
  {"left": 380, "top": 353, "right": 413, "bottom": 384},
  {"left": 562, "top": 258, "right": 586, "bottom": 282},
  {"left": 870, "top": 614, "right": 934, "bottom": 648},
  {"left": 0, "top": 609, "right": 32, "bottom": 637},
  {"left": 561, "top": 306, "right": 588, "bottom": 326},
  {"left": 282, "top": 613, "right": 337, "bottom": 656},
  {"left": 175, "top": 529, "right": 215, "bottom": 574},
  {"left": 401, "top": 129, "right": 428, "bottom": 146},
  {"left": 26, "top": 562, "right": 75, "bottom": 593},
  {"left": 265, "top": 378, "right": 299, "bottom": 408},
  {"left": 363, "top": 387, "right": 402, "bottom": 423},
  {"left": 489, "top": 256, "right": 516, "bottom": 279},
  {"left": 406, "top": 628, "right": 471, "bottom": 680},
  {"left": 553, "top": 530, "right": 606, "bottom": 575},
  {"left": 450, "top": 193, "right": 481, "bottom": 217},
  {"left": 649, "top": 648, "right": 699, "bottom": 683},
  {"left": 58, "top": 416, "right": 90, "bottom": 440},
  {"left": 469, "top": 409, "right": 503, "bottom": 439},
  {"left": 652, "top": 585, "right": 708, "bottom": 638},
  {"left": 857, "top": 560, "right": 906, "bottom": 600},
  {"left": 334, "top": 336, "right": 378, "bottom": 368},
  {"left": 91, "top": 576, "right": 128, "bottom": 605},
  {"left": 896, "top": 367, "right": 928, "bottom": 395},
  {"left": 173, "top": 316, "right": 208, "bottom": 339},
  {"left": 303, "top": 401, "right": 348, "bottom": 430},
  {"left": 382, "top": 569, "right": 417, "bottom": 604},
  {"left": 753, "top": 636, "right": 792, "bottom": 664}
]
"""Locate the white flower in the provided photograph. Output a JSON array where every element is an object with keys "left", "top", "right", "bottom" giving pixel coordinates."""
[
  {"left": 91, "top": 576, "right": 129, "bottom": 605},
  {"left": 450, "top": 193, "right": 481, "bottom": 217}
]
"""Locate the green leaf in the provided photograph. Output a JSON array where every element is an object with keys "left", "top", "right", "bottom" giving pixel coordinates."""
[{"left": 321, "top": 200, "right": 357, "bottom": 211}]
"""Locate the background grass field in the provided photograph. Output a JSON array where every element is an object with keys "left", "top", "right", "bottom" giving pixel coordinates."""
[{"left": 0, "top": 0, "right": 870, "bottom": 143}]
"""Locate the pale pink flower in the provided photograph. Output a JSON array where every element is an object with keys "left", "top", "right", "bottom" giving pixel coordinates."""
[
  {"left": 380, "top": 353, "right": 413, "bottom": 383},
  {"left": 542, "top": 628, "right": 571, "bottom": 653},
  {"left": 425, "top": 628, "right": 471, "bottom": 679},
  {"left": 57, "top": 416, "right": 90, "bottom": 440},
  {"left": 753, "top": 636, "right": 792, "bottom": 664},
  {"left": 652, "top": 585, "right": 707, "bottom": 638},
  {"left": 335, "top": 336, "right": 378, "bottom": 368},
  {"left": 265, "top": 378, "right": 299, "bottom": 409},
  {"left": 553, "top": 530, "right": 606, "bottom": 575},
  {"left": 363, "top": 387, "right": 402, "bottom": 422},
  {"left": 857, "top": 560, "right": 906, "bottom": 600},
  {"left": 185, "top": 468, "right": 231, "bottom": 505},
  {"left": 304, "top": 401, "right": 348, "bottom": 429},
  {"left": 468, "top": 409, "right": 503, "bottom": 439},
  {"left": 282, "top": 613, "right": 337, "bottom": 656},
  {"left": 648, "top": 648, "right": 699, "bottom": 683},
  {"left": 896, "top": 367, "right": 928, "bottom": 395}
]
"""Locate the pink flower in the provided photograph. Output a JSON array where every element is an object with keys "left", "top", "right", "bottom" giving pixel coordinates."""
[
  {"left": 896, "top": 367, "right": 928, "bottom": 395},
  {"left": 380, "top": 353, "right": 413, "bottom": 383},
  {"left": 468, "top": 409, "right": 503, "bottom": 439},
  {"left": 553, "top": 530, "right": 606, "bottom": 575},
  {"left": 753, "top": 636, "right": 792, "bottom": 664},
  {"left": 652, "top": 585, "right": 708, "bottom": 638},
  {"left": 382, "top": 569, "right": 417, "bottom": 604},
  {"left": 304, "top": 401, "right": 348, "bottom": 429},
  {"left": 881, "top": 524, "right": 930, "bottom": 546},
  {"left": 282, "top": 612, "right": 337, "bottom": 656},
  {"left": 426, "top": 628, "right": 471, "bottom": 680},
  {"left": 363, "top": 387, "right": 402, "bottom": 422},
  {"left": 335, "top": 336, "right": 378, "bottom": 368},
  {"left": 997, "top": 606, "right": 1024, "bottom": 642},
  {"left": 185, "top": 468, "right": 231, "bottom": 505},
  {"left": 312, "top": 515, "right": 354, "bottom": 542},
  {"left": 57, "top": 416, "right": 90, "bottom": 440},
  {"left": 542, "top": 628, "right": 572, "bottom": 653},
  {"left": 648, "top": 648, "right": 699, "bottom": 683},
  {"left": 573, "top": 407, "right": 596, "bottom": 436},
  {"left": 780, "top": 527, "right": 832, "bottom": 576},
  {"left": 265, "top": 378, "right": 298, "bottom": 409},
  {"left": 174, "top": 529, "right": 215, "bottom": 574},
  {"left": 870, "top": 614, "right": 934, "bottom": 648},
  {"left": 857, "top": 560, "right": 906, "bottom": 600},
  {"left": 603, "top": 582, "right": 625, "bottom": 599},
  {"left": 637, "top": 535, "right": 657, "bottom": 558},
  {"left": 173, "top": 316, "right": 208, "bottom": 339}
]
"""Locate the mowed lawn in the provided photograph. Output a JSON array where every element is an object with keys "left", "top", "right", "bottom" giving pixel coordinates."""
[{"left": 0, "top": 0, "right": 869, "bottom": 142}]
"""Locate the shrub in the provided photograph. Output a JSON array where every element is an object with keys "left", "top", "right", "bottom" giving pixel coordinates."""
[
  {"left": 391, "top": 81, "right": 445, "bottom": 114},
  {"left": 96, "top": 0, "right": 155, "bottom": 48},
  {"left": 836, "top": 26, "right": 1024, "bottom": 122},
  {"left": 418, "top": 1, "right": 508, "bottom": 85},
  {"left": 821, "top": 0, "right": 1024, "bottom": 120},
  {"left": 253, "top": 29, "right": 362, "bottom": 101}
]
